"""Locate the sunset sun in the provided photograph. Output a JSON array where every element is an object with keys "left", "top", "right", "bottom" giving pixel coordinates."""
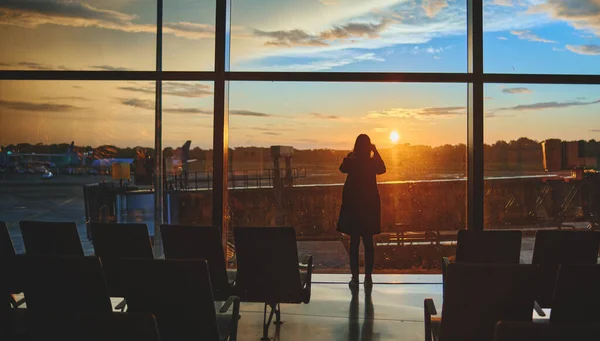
[{"left": 389, "top": 131, "right": 400, "bottom": 144}]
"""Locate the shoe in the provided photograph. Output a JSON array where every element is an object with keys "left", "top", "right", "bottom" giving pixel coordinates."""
[{"left": 349, "top": 277, "right": 359, "bottom": 289}]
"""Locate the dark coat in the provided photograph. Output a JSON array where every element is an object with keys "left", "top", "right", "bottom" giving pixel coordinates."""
[{"left": 337, "top": 151, "right": 386, "bottom": 236}]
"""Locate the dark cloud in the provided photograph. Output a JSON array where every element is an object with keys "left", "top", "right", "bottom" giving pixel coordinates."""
[
  {"left": 497, "top": 99, "right": 600, "bottom": 112},
  {"left": 502, "top": 87, "right": 533, "bottom": 94},
  {"left": 90, "top": 65, "right": 132, "bottom": 71},
  {"left": 309, "top": 113, "right": 340, "bottom": 119},
  {"left": 530, "top": 1, "right": 600, "bottom": 37},
  {"left": 163, "top": 108, "right": 212, "bottom": 115},
  {"left": 40, "top": 96, "right": 90, "bottom": 101},
  {"left": 73, "top": 85, "right": 84, "bottom": 89},
  {"left": 589, "top": 129, "right": 600, "bottom": 132},
  {"left": 230, "top": 110, "right": 273, "bottom": 117},
  {"left": 367, "top": 106, "right": 466, "bottom": 119},
  {"left": 0, "top": 99, "right": 80, "bottom": 112},
  {"left": 566, "top": 45, "right": 600, "bottom": 55},
  {"left": 253, "top": 19, "right": 390, "bottom": 47},
  {"left": 262, "top": 132, "right": 281, "bottom": 136},
  {"left": 119, "top": 82, "right": 213, "bottom": 98},
  {"left": 120, "top": 98, "right": 154, "bottom": 110},
  {"left": 17, "top": 62, "right": 53, "bottom": 70},
  {"left": 0, "top": 1, "right": 213, "bottom": 40},
  {"left": 419, "top": 107, "right": 466, "bottom": 116}
]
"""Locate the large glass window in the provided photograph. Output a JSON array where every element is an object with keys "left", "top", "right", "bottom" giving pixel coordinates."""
[
  {"left": 230, "top": 0, "right": 467, "bottom": 72},
  {"left": 484, "top": 1, "right": 600, "bottom": 74},
  {"left": 0, "top": 80, "right": 156, "bottom": 254},
  {"left": 227, "top": 82, "right": 467, "bottom": 273},
  {"left": 484, "top": 84, "right": 600, "bottom": 262},
  {"left": 0, "top": 1, "right": 157, "bottom": 71}
]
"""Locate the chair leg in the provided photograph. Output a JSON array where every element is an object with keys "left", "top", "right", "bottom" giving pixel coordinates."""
[
  {"left": 261, "top": 303, "right": 277, "bottom": 341},
  {"left": 273, "top": 303, "right": 283, "bottom": 325}
]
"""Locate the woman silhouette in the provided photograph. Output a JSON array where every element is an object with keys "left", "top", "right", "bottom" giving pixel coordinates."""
[{"left": 338, "top": 134, "right": 386, "bottom": 288}]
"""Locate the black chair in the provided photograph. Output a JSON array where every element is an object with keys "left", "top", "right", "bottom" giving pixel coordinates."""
[
  {"left": 442, "top": 230, "right": 522, "bottom": 280},
  {"left": 0, "top": 222, "right": 24, "bottom": 308},
  {"left": 19, "top": 221, "right": 84, "bottom": 256},
  {"left": 532, "top": 230, "right": 600, "bottom": 307},
  {"left": 21, "top": 256, "right": 112, "bottom": 314},
  {"left": 118, "top": 258, "right": 240, "bottom": 341},
  {"left": 233, "top": 226, "right": 312, "bottom": 341},
  {"left": 89, "top": 223, "right": 153, "bottom": 299},
  {"left": 25, "top": 312, "right": 161, "bottom": 341},
  {"left": 550, "top": 264, "right": 600, "bottom": 324},
  {"left": 494, "top": 321, "right": 600, "bottom": 341},
  {"left": 424, "top": 263, "right": 539, "bottom": 341},
  {"left": 161, "top": 225, "right": 235, "bottom": 301}
]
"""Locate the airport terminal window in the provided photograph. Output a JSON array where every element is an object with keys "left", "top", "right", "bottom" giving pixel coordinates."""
[
  {"left": 163, "top": 0, "right": 216, "bottom": 71},
  {"left": 483, "top": 0, "right": 600, "bottom": 75},
  {"left": 0, "top": 80, "right": 156, "bottom": 254},
  {"left": 483, "top": 84, "right": 600, "bottom": 262},
  {"left": 229, "top": 0, "right": 467, "bottom": 72},
  {"left": 0, "top": 1, "right": 157, "bottom": 71},
  {"left": 163, "top": 81, "right": 214, "bottom": 226},
  {"left": 227, "top": 81, "right": 467, "bottom": 273}
]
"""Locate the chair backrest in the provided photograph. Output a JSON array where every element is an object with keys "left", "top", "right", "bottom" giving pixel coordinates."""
[
  {"left": 440, "top": 263, "right": 538, "bottom": 341},
  {"left": 494, "top": 321, "right": 600, "bottom": 341},
  {"left": 532, "top": 230, "right": 600, "bottom": 265},
  {"left": 161, "top": 225, "right": 231, "bottom": 301},
  {"left": 90, "top": 223, "right": 153, "bottom": 297},
  {"left": 25, "top": 312, "right": 161, "bottom": 341},
  {"left": 550, "top": 264, "right": 600, "bottom": 324},
  {"left": 90, "top": 223, "right": 154, "bottom": 259},
  {"left": 118, "top": 258, "right": 219, "bottom": 341},
  {"left": 456, "top": 230, "right": 522, "bottom": 264},
  {"left": 233, "top": 226, "right": 302, "bottom": 303},
  {"left": 0, "top": 222, "right": 15, "bottom": 260},
  {"left": 532, "top": 230, "right": 600, "bottom": 307},
  {"left": 22, "top": 256, "right": 112, "bottom": 313},
  {"left": 20, "top": 221, "right": 83, "bottom": 256}
]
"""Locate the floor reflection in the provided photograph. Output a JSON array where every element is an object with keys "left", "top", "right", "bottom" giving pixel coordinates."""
[{"left": 347, "top": 286, "right": 377, "bottom": 341}]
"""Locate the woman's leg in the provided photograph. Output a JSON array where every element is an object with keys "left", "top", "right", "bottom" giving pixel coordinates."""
[
  {"left": 362, "top": 233, "right": 375, "bottom": 278},
  {"left": 349, "top": 234, "right": 360, "bottom": 280}
]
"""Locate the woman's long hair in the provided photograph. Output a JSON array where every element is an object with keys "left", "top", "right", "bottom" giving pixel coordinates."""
[{"left": 353, "top": 134, "right": 372, "bottom": 159}]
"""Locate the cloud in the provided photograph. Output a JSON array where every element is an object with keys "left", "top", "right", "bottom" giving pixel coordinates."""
[
  {"left": 485, "top": 97, "right": 493, "bottom": 100},
  {"left": 497, "top": 36, "right": 508, "bottom": 40},
  {"left": 510, "top": 30, "right": 557, "bottom": 43},
  {"left": 309, "top": 113, "right": 340, "bottom": 119},
  {"left": 421, "top": 0, "right": 449, "bottom": 18},
  {"left": 119, "top": 82, "right": 213, "bottom": 98},
  {"left": 255, "top": 52, "right": 384, "bottom": 71},
  {"left": 230, "top": 110, "right": 273, "bottom": 117},
  {"left": 90, "top": 65, "right": 132, "bottom": 71},
  {"left": 262, "top": 132, "right": 281, "bottom": 136},
  {"left": 253, "top": 19, "right": 390, "bottom": 47},
  {"left": 319, "top": 0, "right": 339, "bottom": 5},
  {"left": 529, "top": 1, "right": 600, "bottom": 37},
  {"left": 120, "top": 98, "right": 154, "bottom": 110},
  {"left": 589, "top": 129, "right": 600, "bottom": 132},
  {"left": 496, "top": 99, "right": 600, "bottom": 112},
  {"left": 0, "top": 99, "right": 80, "bottom": 112},
  {"left": 502, "top": 87, "right": 533, "bottom": 94},
  {"left": 40, "top": 96, "right": 90, "bottom": 101},
  {"left": 163, "top": 108, "right": 212, "bottom": 115},
  {"left": 367, "top": 106, "right": 466, "bottom": 119},
  {"left": 0, "top": 1, "right": 214, "bottom": 40},
  {"left": 493, "top": 0, "right": 519, "bottom": 7},
  {"left": 566, "top": 45, "right": 600, "bottom": 55}
]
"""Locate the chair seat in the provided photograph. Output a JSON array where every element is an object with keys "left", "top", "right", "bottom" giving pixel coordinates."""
[{"left": 217, "top": 313, "right": 233, "bottom": 341}]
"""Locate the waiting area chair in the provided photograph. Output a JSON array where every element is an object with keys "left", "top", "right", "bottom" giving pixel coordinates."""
[
  {"left": 233, "top": 226, "right": 312, "bottom": 341},
  {"left": 118, "top": 258, "right": 240, "bottom": 341},
  {"left": 25, "top": 312, "right": 161, "bottom": 341},
  {"left": 161, "top": 225, "right": 235, "bottom": 301},
  {"left": 90, "top": 222, "right": 154, "bottom": 310},
  {"left": 549, "top": 264, "right": 600, "bottom": 324},
  {"left": 0, "top": 222, "right": 25, "bottom": 309},
  {"left": 21, "top": 256, "right": 112, "bottom": 314},
  {"left": 19, "top": 221, "right": 84, "bottom": 256},
  {"left": 494, "top": 321, "right": 600, "bottom": 341},
  {"left": 532, "top": 230, "right": 600, "bottom": 308},
  {"left": 425, "top": 263, "right": 539, "bottom": 341}
]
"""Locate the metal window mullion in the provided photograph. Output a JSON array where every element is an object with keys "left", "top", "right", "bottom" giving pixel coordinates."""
[
  {"left": 467, "top": 0, "right": 484, "bottom": 231},
  {"left": 213, "top": 0, "right": 231, "bottom": 242},
  {"left": 153, "top": 0, "right": 164, "bottom": 257}
]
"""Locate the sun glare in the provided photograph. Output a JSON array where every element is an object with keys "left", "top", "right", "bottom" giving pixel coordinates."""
[{"left": 389, "top": 131, "right": 400, "bottom": 144}]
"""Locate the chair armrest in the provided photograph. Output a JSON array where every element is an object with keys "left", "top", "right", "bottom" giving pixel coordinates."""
[
  {"left": 219, "top": 296, "right": 240, "bottom": 314},
  {"left": 115, "top": 299, "right": 127, "bottom": 311},
  {"left": 533, "top": 301, "right": 546, "bottom": 317},
  {"left": 424, "top": 298, "right": 438, "bottom": 341},
  {"left": 9, "top": 294, "right": 26, "bottom": 308}
]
